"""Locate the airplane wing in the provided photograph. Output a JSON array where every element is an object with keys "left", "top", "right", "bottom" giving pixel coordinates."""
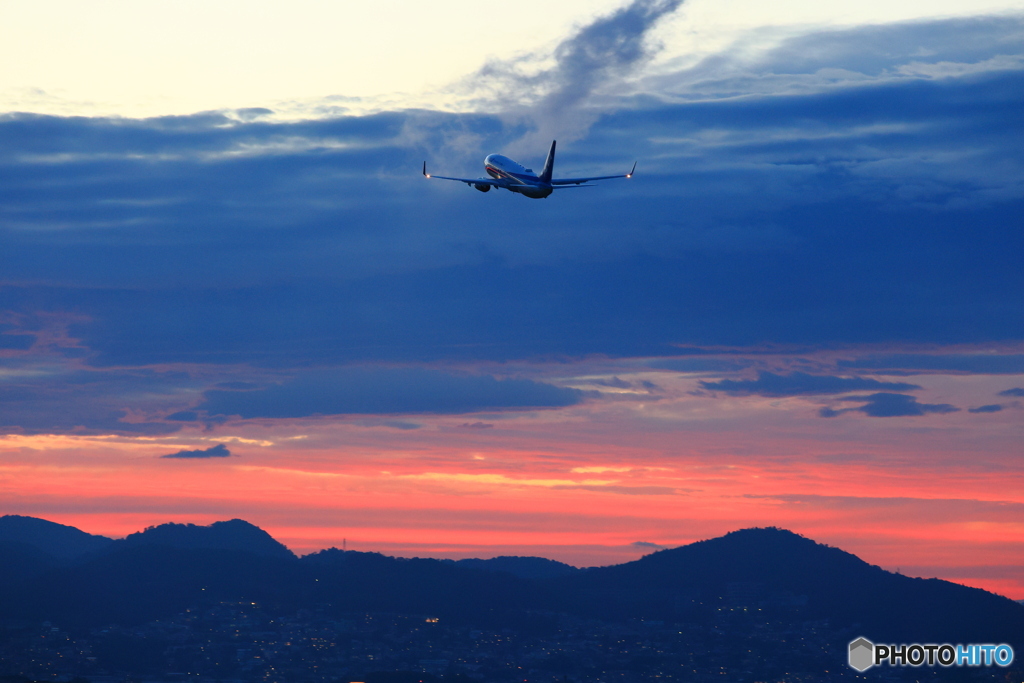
[
  {"left": 551, "top": 162, "right": 636, "bottom": 186},
  {"left": 422, "top": 162, "right": 513, "bottom": 188}
]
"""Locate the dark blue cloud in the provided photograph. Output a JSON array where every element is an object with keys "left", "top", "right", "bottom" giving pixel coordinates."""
[
  {"left": 459, "top": 422, "right": 494, "bottom": 429},
  {"left": 160, "top": 443, "right": 232, "bottom": 459},
  {"left": 968, "top": 404, "right": 1003, "bottom": 413},
  {"left": 0, "top": 364, "right": 190, "bottom": 435},
  {"left": 0, "top": 326, "right": 33, "bottom": 349},
  {"left": 820, "top": 393, "right": 959, "bottom": 418},
  {"left": 381, "top": 420, "right": 422, "bottom": 430},
  {"left": 0, "top": 16, "right": 1020, "bottom": 420},
  {"left": 193, "top": 367, "right": 582, "bottom": 419},
  {"left": 4, "top": 109, "right": 1020, "bottom": 370},
  {"left": 997, "top": 388, "right": 1024, "bottom": 397},
  {"left": 839, "top": 354, "right": 1024, "bottom": 375},
  {"left": 699, "top": 371, "right": 919, "bottom": 396}
]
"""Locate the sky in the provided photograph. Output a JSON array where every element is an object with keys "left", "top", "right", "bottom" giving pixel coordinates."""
[{"left": 1, "top": 0, "right": 1023, "bottom": 598}]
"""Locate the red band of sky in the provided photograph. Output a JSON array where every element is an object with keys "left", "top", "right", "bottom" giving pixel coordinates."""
[{"left": 2, "top": 350, "right": 1021, "bottom": 598}]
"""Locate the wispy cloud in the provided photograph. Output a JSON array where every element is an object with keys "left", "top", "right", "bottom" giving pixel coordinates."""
[{"left": 457, "top": 0, "right": 684, "bottom": 146}]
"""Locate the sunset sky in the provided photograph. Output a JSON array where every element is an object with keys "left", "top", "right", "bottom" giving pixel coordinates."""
[{"left": 1, "top": 0, "right": 1023, "bottom": 598}]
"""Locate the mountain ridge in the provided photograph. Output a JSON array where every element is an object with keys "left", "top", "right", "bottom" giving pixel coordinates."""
[
  {"left": 0, "top": 514, "right": 114, "bottom": 560},
  {"left": 0, "top": 516, "right": 1019, "bottom": 649}
]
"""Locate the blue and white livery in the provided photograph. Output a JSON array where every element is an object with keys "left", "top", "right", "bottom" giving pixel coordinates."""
[{"left": 423, "top": 140, "right": 635, "bottom": 199}]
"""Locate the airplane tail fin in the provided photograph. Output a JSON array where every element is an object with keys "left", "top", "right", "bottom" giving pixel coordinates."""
[{"left": 539, "top": 140, "right": 556, "bottom": 184}]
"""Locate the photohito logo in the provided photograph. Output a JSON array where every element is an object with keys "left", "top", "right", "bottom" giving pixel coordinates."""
[{"left": 848, "top": 638, "right": 1014, "bottom": 672}]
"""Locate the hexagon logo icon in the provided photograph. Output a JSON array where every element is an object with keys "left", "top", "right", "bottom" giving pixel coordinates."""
[{"left": 849, "top": 637, "right": 874, "bottom": 672}]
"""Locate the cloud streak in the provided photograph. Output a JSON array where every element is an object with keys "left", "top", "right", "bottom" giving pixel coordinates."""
[
  {"left": 820, "top": 393, "right": 959, "bottom": 418},
  {"left": 699, "top": 371, "right": 920, "bottom": 396},
  {"left": 839, "top": 354, "right": 1024, "bottom": 375},
  {"left": 195, "top": 367, "right": 583, "bottom": 419}
]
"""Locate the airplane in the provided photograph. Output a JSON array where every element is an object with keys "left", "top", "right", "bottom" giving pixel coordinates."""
[{"left": 422, "top": 140, "right": 635, "bottom": 199}]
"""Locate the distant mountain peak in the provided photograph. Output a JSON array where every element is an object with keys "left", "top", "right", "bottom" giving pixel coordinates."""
[
  {"left": 661, "top": 526, "right": 836, "bottom": 553},
  {"left": 120, "top": 519, "right": 295, "bottom": 559},
  {"left": 726, "top": 526, "right": 805, "bottom": 537},
  {"left": 717, "top": 526, "right": 824, "bottom": 548}
]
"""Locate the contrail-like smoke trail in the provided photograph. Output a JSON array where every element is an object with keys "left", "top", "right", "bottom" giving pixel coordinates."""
[{"left": 465, "top": 0, "right": 684, "bottom": 148}]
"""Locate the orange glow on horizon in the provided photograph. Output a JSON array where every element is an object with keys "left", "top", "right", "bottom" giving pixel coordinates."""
[{"left": 2, "top": 361, "right": 1022, "bottom": 598}]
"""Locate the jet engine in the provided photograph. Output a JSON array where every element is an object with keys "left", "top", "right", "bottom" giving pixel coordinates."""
[{"left": 473, "top": 183, "right": 491, "bottom": 193}]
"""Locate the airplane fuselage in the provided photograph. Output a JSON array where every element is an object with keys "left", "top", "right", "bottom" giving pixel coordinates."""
[{"left": 483, "top": 154, "right": 553, "bottom": 198}]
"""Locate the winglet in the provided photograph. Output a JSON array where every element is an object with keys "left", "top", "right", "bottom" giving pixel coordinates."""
[
  {"left": 627, "top": 161, "right": 636, "bottom": 178},
  {"left": 422, "top": 161, "right": 430, "bottom": 178}
]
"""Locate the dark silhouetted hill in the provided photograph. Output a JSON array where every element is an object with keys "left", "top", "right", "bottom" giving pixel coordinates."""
[
  {"left": 0, "top": 540, "right": 57, "bottom": 585},
  {"left": 0, "top": 515, "right": 113, "bottom": 559},
  {"left": 454, "top": 555, "right": 578, "bottom": 579},
  {"left": 0, "top": 518, "right": 1020, "bottom": 650},
  {"left": 0, "top": 520, "right": 297, "bottom": 624},
  {"left": 118, "top": 519, "right": 295, "bottom": 559},
  {"left": 552, "top": 527, "right": 1024, "bottom": 643},
  {"left": 302, "top": 549, "right": 547, "bottom": 629},
  {"left": 6, "top": 543, "right": 302, "bottom": 627}
]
